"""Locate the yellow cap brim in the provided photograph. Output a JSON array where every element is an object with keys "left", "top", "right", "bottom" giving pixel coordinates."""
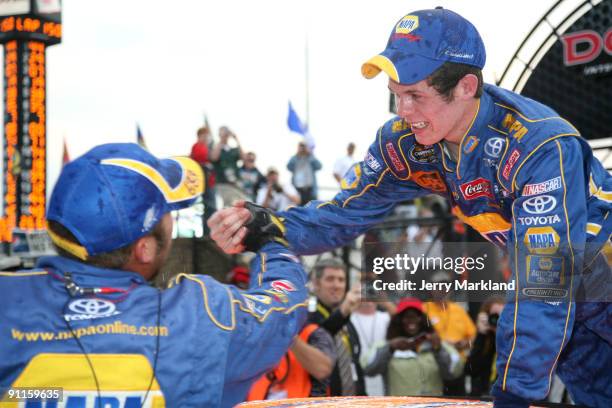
[{"left": 361, "top": 55, "right": 399, "bottom": 82}]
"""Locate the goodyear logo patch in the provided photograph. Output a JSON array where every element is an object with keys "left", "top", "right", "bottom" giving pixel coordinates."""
[
  {"left": 395, "top": 15, "right": 419, "bottom": 34},
  {"left": 527, "top": 255, "right": 565, "bottom": 285},
  {"left": 524, "top": 226, "right": 560, "bottom": 254},
  {"left": 341, "top": 163, "right": 362, "bottom": 190}
]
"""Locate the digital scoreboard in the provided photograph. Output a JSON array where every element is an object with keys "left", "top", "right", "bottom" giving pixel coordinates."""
[{"left": 0, "top": 0, "right": 61, "bottom": 243}]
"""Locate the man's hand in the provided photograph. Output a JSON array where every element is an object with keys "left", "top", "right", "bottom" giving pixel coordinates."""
[
  {"left": 208, "top": 201, "right": 251, "bottom": 254},
  {"left": 339, "top": 285, "right": 361, "bottom": 317}
]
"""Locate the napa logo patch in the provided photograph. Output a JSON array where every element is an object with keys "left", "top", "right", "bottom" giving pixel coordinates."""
[
  {"left": 395, "top": 15, "right": 419, "bottom": 34},
  {"left": 64, "top": 299, "right": 121, "bottom": 321},
  {"left": 524, "top": 227, "right": 560, "bottom": 254},
  {"left": 341, "top": 164, "right": 362, "bottom": 190},
  {"left": 7, "top": 354, "right": 166, "bottom": 407}
]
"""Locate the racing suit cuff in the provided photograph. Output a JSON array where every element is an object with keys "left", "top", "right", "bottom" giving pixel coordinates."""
[{"left": 492, "top": 385, "right": 530, "bottom": 408}]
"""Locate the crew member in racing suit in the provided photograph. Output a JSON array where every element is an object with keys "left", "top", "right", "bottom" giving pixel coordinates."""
[
  {"left": 209, "top": 8, "right": 611, "bottom": 408},
  {"left": 0, "top": 143, "right": 306, "bottom": 407}
]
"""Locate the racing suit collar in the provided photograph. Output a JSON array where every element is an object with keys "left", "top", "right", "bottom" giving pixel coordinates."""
[
  {"left": 37, "top": 255, "right": 147, "bottom": 287},
  {"left": 456, "top": 90, "right": 494, "bottom": 180}
]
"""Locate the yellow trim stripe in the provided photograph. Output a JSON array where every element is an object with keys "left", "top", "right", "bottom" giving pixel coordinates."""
[
  {"left": 258, "top": 253, "right": 266, "bottom": 287},
  {"left": 502, "top": 196, "right": 520, "bottom": 390},
  {"left": 342, "top": 169, "right": 390, "bottom": 208},
  {"left": 456, "top": 99, "right": 481, "bottom": 180},
  {"left": 595, "top": 190, "right": 612, "bottom": 203},
  {"left": 544, "top": 140, "right": 575, "bottom": 396},
  {"left": 233, "top": 299, "right": 308, "bottom": 323},
  {"left": 487, "top": 125, "right": 509, "bottom": 135},
  {"left": 0, "top": 271, "right": 48, "bottom": 277},
  {"left": 179, "top": 274, "right": 236, "bottom": 331},
  {"left": 101, "top": 157, "right": 204, "bottom": 203},
  {"left": 176, "top": 273, "right": 308, "bottom": 326},
  {"left": 438, "top": 142, "right": 455, "bottom": 173},
  {"left": 47, "top": 227, "right": 88, "bottom": 260},
  {"left": 494, "top": 103, "right": 579, "bottom": 133},
  {"left": 361, "top": 55, "right": 399, "bottom": 82},
  {"left": 586, "top": 223, "right": 602, "bottom": 235},
  {"left": 495, "top": 137, "right": 511, "bottom": 192},
  {"left": 316, "top": 200, "right": 336, "bottom": 209}
]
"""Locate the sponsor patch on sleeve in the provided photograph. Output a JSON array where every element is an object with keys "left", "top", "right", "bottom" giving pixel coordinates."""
[
  {"left": 364, "top": 152, "right": 382, "bottom": 172},
  {"left": 341, "top": 163, "right": 362, "bottom": 190},
  {"left": 502, "top": 149, "right": 521, "bottom": 180}
]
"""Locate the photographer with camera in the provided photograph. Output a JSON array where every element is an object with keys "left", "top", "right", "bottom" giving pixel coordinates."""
[
  {"left": 256, "top": 167, "right": 300, "bottom": 211},
  {"left": 466, "top": 296, "right": 506, "bottom": 397},
  {"left": 364, "top": 298, "right": 462, "bottom": 396}
]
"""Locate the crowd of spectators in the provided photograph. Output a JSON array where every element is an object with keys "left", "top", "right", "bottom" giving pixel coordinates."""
[
  {"left": 189, "top": 124, "right": 332, "bottom": 225},
  {"left": 224, "top": 255, "right": 512, "bottom": 402}
]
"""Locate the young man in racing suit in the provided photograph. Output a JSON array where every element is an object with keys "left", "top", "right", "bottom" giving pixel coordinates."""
[
  {"left": 209, "top": 7, "right": 611, "bottom": 407},
  {"left": 0, "top": 143, "right": 307, "bottom": 407}
]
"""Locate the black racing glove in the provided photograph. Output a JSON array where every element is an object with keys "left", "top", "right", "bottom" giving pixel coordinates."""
[{"left": 243, "top": 202, "right": 288, "bottom": 252}]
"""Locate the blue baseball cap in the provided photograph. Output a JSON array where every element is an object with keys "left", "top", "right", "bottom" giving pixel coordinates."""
[
  {"left": 47, "top": 143, "right": 204, "bottom": 260},
  {"left": 361, "top": 7, "right": 486, "bottom": 85}
]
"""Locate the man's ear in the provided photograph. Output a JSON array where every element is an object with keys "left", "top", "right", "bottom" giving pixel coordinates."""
[
  {"left": 132, "top": 235, "right": 158, "bottom": 264},
  {"left": 454, "top": 74, "right": 479, "bottom": 100}
]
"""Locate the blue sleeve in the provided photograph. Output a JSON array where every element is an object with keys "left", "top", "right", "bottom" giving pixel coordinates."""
[
  {"left": 287, "top": 156, "right": 296, "bottom": 172},
  {"left": 311, "top": 157, "right": 322, "bottom": 171},
  {"left": 223, "top": 242, "right": 308, "bottom": 385},
  {"left": 278, "top": 129, "right": 429, "bottom": 255},
  {"left": 493, "top": 137, "right": 586, "bottom": 401}
]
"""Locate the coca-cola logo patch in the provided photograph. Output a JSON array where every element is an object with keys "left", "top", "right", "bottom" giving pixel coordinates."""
[{"left": 460, "top": 178, "right": 494, "bottom": 200}]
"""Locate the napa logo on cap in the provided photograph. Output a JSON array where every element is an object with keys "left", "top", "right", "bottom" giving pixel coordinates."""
[{"left": 395, "top": 15, "right": 419, "bottom": 34}]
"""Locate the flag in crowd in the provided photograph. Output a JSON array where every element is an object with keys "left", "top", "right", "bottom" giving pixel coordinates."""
[{"left": 287, "top": 101, "right": 315, "bottom": 150}]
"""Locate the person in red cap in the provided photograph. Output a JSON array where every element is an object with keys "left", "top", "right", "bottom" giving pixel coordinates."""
[{"left": 363, "top": 297, "right": 462, "bottom": 397}]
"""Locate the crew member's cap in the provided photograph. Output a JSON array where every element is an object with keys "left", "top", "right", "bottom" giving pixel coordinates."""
[
  {"left": 47, "top": 143, "right": 204, "bottom": 260},
  {"left": 361, "top": 7, "right": 485, "bottom": 85},
  {"left": 396, "top": 297, "right": 424, "bottom": 314}
]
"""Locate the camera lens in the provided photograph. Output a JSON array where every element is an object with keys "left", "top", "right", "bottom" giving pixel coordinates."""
[{"left": 488, "top": 313, "right": 499, "bottom": 327}]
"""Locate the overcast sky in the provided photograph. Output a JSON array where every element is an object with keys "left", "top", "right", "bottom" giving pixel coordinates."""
[{"left": 1, "top": 0, "right": 561, "bottom": 202}]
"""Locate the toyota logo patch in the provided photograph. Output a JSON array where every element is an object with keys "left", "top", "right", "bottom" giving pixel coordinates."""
[{"left": 522, "top": 195, "right": 557, "bottom": 214}]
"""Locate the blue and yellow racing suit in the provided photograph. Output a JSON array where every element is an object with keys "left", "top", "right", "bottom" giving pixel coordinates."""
[
  {"left": 278, "top": 84, "right": 611, "bottom": 406},
  {"left": 0, "top": 242, "right": 307, "bottom": 407}
]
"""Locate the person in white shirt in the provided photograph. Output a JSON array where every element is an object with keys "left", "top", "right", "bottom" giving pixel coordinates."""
[
  {"left": 351, "top": 300, "right": 391, "bottom": 396},
  {"left": 256, "top": 167, "right": 300, "bottom": 211},
  {"left": 333, "top": 143, "right": 356, "bottom": 184}
]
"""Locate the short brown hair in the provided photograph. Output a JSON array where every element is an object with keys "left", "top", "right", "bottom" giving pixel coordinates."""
[
  {"left": 427, "top": 62, "right": 483, "bottom": 102},
  {"left": 48, "top": 220, "right": 168, "bottom": 269},
  {"left": 311, "top": 258, "right": 346, "bottom": 280}
]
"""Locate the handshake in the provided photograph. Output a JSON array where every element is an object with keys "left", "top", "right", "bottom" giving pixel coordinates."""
[{"left": 208, "top": 201, "right": 287, "bottom": 253}]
